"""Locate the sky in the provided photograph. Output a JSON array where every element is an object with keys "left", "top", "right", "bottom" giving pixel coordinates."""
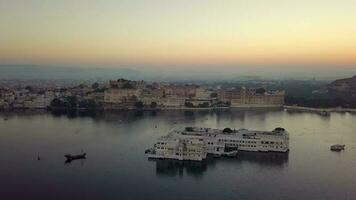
[{"left": 1, "top": 0, "right": 356, "bottom": 71}]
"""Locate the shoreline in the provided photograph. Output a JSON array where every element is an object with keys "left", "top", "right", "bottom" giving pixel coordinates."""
[
  {"left": 0, "top": 105, "right": 282, "bottom": 112},
  {"left": 4, "top": 105, "right": 355, "bottom": 113},
  {"left": 283, "top": 105, "right": 356, "bottom": 113}
]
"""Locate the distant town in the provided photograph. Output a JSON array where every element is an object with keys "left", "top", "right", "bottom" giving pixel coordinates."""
[
  {"left": 1, "top": 75, "right": 356, "bottom": 111},
  {"left": 0, "top": 78, "right": 285, "bottom": 111}
]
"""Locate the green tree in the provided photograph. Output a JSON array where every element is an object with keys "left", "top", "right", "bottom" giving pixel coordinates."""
[
  {"left": 223, "top": 128, "right": 233, "bottom": 133},
  {"left": 50, "top": 98, "right": 67, "bottom": 108},
  {"left": 185, "top": 127, "right": 194, "bottom": 132},
  {"left": 185, "top": 102, "right": 194, "bottom": 107},
  {"left": 121, "top": 82, "right": 134, "bottom": 89},
  {"left": 198, "top": 102, "right": 210, "bottom": 108},
  {"left": 66, "top": 96, "right": 78, "bottom": 108},
  {"left": 25, "top": 86, "right": 33, "bottom": 92},
  {"left": 150, "top": 102, "right": 158, "bottom": 109},
  {"left": 210, "top": 93, "right": 218, "bottom": 98},
  {"left": 134, "top": 101, "right": 144, "bottom": 109},
  {"left": 77, "top": 84, "right": 86, "bottom": 89},
  {"left": 91, "top": 82, "right": 99, "bottom": 89},
  {"left": 256, "top": 88, "right": 266, "bottom": 94},
  {"left": 79, "top": 99, "right": 98, "bottom": 109}
]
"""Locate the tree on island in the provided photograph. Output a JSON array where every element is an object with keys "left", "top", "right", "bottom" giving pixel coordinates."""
[
  {"left": 223, "top": 128, "right": 233, "bottom": 133},
  {"left": 185, "top": 127, "right": 194, "bottom": 132},
  {"left": 37, "top": 90, "right": 45, "bottom": 95},
  {"left": 150, "top": 102, "right": 157, "bottom": 109},
  {"left": 185, "top": 102, "right": 194, "bottom": 107},
  {"left": 198, "top": 102, "right": 210, "bottom": 108},
  {"left": 134, "top": 101, "right": 144, "bottom": 109},
  {"left": 50, "top": 98, "right": 67, "bottom": 108},
  {"left": 66, "top": 96, "right": 78, "bottom": 108},
  {"left": 121, "top": 82, "right": 135, "bottom": 89},
  {"left": 25, "top": 86, "right": 33, "bottom": 92},
  {"left": 91, "top": 82, "right": 99, "bottom": 89},
  {"left": 256, "top": 88, "right": 266, "bottom": 94},
  {"left": 78, "top": 99, "right": 98, "bottom": 109},
  {"left": 77, "top": 84, "right": 86, "bottom": 89},
  {"left": 210, "top": 93, "right": 218, "bottom": 98}
]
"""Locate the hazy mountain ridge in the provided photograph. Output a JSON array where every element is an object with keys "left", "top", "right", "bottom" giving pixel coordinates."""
[
  {"left": 327, "top": 75, "right": 356, "bottom": 93},
  {"left": 0, "top": 65, "right": 140, "bottom": 80},
  {"left": 0, "top": 65, "right": 260, "bottom": 81},
  {"left": 0, "top": 64, "right": 355, "bottom": 82}
]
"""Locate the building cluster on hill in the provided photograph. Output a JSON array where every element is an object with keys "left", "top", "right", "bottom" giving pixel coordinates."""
[{"left": 0, "top": 79, "right": 284, "bottom": 110}]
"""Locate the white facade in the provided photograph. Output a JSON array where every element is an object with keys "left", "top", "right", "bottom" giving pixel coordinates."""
[
  {"left": 104, "top": 88, "right": 139, "bottom": 103},
  {"left": 148, "top": 135, "right": 207, "bottom": 161},
  {"left": 146, "top": 127, "right": 289, "bottom": 161}
]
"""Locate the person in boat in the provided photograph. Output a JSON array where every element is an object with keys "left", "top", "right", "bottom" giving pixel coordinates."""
[{"left": 64, "top": 152, "right": 87, "bottom": 160}]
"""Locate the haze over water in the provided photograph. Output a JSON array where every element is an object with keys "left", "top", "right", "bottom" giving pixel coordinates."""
[{"left": 1, "top": 109, "right": 356, "bottom": 200}]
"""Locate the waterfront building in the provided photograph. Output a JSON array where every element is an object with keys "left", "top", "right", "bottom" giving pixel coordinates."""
[
  {"left": 0, "top": 99, "right": 5, "bottom": 109},
  {"left": 218, "top": 87, "right": 284, "bottom": 107},
  {"left": 185, "top": 98, "right": 215, "bottom": 107},
  {"left": 162, "top": 84, "right": 197, "bottom": 98},
  {"left": 86, "top": 91, "right": 105, "bottom": 104},
  {"left": 146, "top": 127, "right": 289, "bottom": 161},
  {"left": 139, "top": 87, "right": 164, "bottom": 106},
  {"left": 148, "top": 135, "right": 207, "bottom": 161},
  {"left": 104, "top": 88, "right": 139, "bottom": 104},
  {"left": 0, "top": 79, "right": 286, "bottom": 110},
  {"left": 195, "top": 87, "right": 213, "bottom": 99},
  {"left": 160, "top": 95, "right": 186, "bottom": 108}
]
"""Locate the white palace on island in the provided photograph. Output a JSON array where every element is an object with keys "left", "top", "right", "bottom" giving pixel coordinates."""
[{"left": 145, "top": 127, "right": 289, "bottom": 161}]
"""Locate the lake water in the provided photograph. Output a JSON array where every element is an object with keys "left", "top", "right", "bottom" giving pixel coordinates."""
[{"left": 1, "top": 109, "right": 356, "bottom": 200}]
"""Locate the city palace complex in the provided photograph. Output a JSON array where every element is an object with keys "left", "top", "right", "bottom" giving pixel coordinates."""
[{"left": 0, "top": 79, "right": 285, "bottom": 110}]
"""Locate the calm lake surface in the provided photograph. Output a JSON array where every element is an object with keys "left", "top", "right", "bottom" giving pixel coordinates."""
[{"left": 1, "top": 109, "right": 356, "bottom": 200}]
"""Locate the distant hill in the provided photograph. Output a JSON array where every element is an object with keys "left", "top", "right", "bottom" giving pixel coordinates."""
[
  {"left": 285, "top": 75, "right": 356, "bottom": 108},
  {"left": 327, "top": 75, "right": 356, "bottom": 93},
  {"left": 0, "top": 64, "right": 261, "bottom": 82},
  {"left": 1, "top": 64, "right": 355, "bottom": 82},
  {"left": 0, "top": 65, "right": 140, "bottom": 80}
]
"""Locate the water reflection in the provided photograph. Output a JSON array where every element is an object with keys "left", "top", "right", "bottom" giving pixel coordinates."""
[
  {"left": 231, "top": 151, "right": 289, "bottom": 167},
  {"left": 64, "top": 158, "right": 87, "bottom": 165},
  {"left": 152, "top": 152, "right": 289, "bottom": 178},
  {"left": 153, "top": 159, "right": 208, "bottom": 178},
  {"left": 50, "top": 109, "right": 148, "bottom": 122},
  {"left": 46, "top": 108, "right": 285, "bottom": 124},
  {"left": 1, "top": 109, "right": 356, "bottom": 200}
]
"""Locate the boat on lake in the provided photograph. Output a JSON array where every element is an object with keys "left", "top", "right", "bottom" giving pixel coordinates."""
[
  {"left": 64, "top": 152, "right": 86, "bottom": 161},
  {"left": 330, "top": 144, "right": 345, "bottom": 151},
  {"left": 320, "top": 111, "right": 330, "bottom": 116}
]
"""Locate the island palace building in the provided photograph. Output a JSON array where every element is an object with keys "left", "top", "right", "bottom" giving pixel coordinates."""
[{"left": 146, "top": 127, "right": 289, "bottom": 161}]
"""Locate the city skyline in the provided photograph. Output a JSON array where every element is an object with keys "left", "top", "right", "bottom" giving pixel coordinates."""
[{"left": 1, "top": 0, "right": 356, "bottom": 71}]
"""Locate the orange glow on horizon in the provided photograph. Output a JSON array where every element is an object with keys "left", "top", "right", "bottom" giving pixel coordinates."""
[{"left": 1, "top": 0, "right": 356, "bottom": 69}]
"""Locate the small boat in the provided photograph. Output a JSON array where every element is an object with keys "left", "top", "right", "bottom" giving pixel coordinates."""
[
  {"left": 64, "top": 152, "right": 86, "bottom": 161},
  {"left": 223, "top": 150, "right": 238, "bottom": 157},
  {"left": 4, "top": 118, "right": 8, "bottom": 121},
  {"left": 320, "top": 111, "right": 330, "bottom": 116},
  {"left": 213, "top": 154, "right": 222, "bottom": 158},
  {"left": 330, "top": 144, "right": 345, "bottom": 151}
]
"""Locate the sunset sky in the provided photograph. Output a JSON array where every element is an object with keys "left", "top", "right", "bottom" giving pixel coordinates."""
[{"left": 1, "top": 0, "right": 356, "bottom": 70}]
